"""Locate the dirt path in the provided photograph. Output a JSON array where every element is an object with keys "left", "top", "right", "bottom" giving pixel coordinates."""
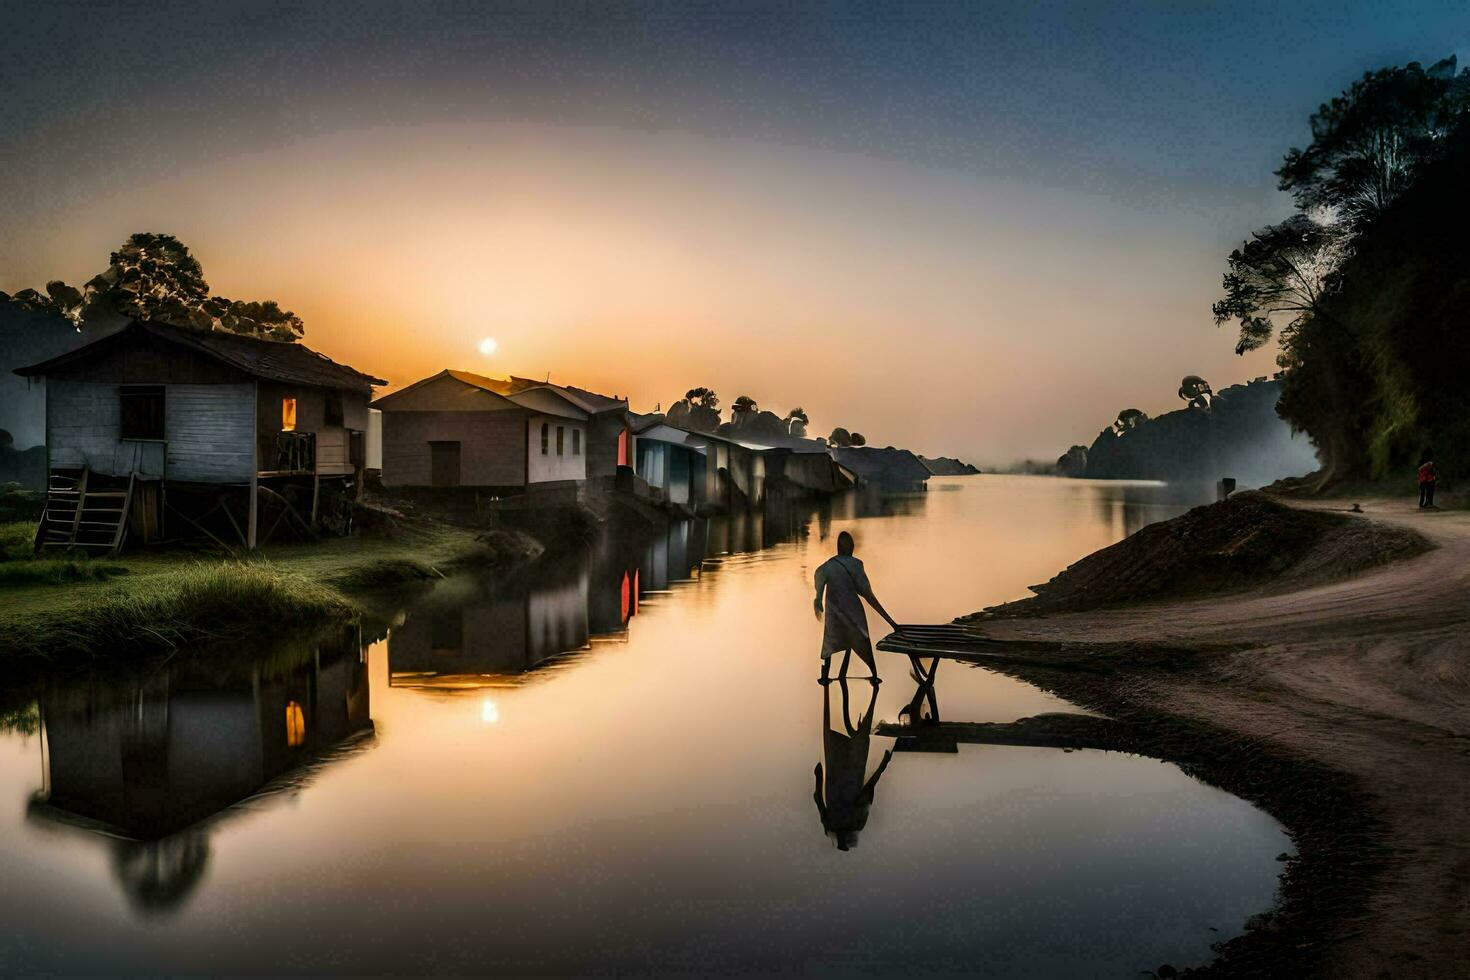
[{"left": 957, "top": 500, "right": 1470, "bottom": 976}]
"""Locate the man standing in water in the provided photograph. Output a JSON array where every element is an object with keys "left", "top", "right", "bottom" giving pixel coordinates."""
[{"left": 814, "top": 531, "right": 901, "bottom": 683}]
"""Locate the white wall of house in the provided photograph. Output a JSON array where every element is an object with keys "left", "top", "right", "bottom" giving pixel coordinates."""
[
  {"left": 367, "top": 409, "right": 382, "bottom": 469},
  {"left": 527, "top": 414, "right": 587, "bottom": 483}
]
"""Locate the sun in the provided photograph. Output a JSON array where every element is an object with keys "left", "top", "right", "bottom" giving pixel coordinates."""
[{"left": 477, "top": 337, "right": 498, "bottom": 357}]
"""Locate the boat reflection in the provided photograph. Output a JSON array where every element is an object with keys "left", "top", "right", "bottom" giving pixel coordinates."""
[{"left": 26, "top": 625, "right": 373, "bottom": 917}]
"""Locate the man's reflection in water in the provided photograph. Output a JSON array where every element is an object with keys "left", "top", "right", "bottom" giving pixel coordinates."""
[{"left": 813, "top": 678, "right": 892, "bottom": 851}]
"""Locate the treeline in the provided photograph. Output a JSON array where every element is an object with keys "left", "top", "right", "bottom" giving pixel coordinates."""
[
  {"left": 662, "top": 388, "right": 869, "bottom": 445},
  {"left": 1059, "top": 378, "right": 1317, "bottom": 487},
  {"left": 1214, "top": 56, "right": 1470, "bottom": 487}
]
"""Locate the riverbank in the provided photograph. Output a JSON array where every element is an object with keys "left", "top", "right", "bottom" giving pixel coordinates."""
[
  {"left": 886, "top": 495, "right": 1470, "bottom": 976},
  {"left": 0, "top": 518, "right": 541, "bottom": 662}
]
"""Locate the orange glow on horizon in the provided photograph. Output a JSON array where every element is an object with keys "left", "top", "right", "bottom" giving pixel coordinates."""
[{"left": 1, "top": 122, "right": 1280, "bottom": 463}]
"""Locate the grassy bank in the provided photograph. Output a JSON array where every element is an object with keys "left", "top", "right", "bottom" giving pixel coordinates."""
[{"left": 0, "top": 521, "right": 540, "bottom": 662}]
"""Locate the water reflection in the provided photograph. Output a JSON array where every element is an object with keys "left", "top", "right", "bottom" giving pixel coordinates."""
[
  {"left": 1091, "top": 480, "right": 1217, "bottom": 538},
  {"left": 26, "top": 625, "right": 371, "bottom": 917},
  {"left": 0, "top": 478, "right": 1290, "bottom": 974},
  {"left": 386, "top": 495, "right": 878, "bottom": 690},
  {"left": 814, "top": 679, "right": 892, "bottom": 851}
]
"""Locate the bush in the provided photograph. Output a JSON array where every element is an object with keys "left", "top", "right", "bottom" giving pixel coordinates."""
[{"left": 0, "top": 522, "right": 37, "bottom": 561}]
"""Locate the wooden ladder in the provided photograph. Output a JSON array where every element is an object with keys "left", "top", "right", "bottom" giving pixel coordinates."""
[{"left": 35, "top": 467, "right": 136, "bottom": 557}]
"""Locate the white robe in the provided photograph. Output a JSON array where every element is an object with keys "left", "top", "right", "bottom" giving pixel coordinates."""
[{"left": 815, "top": 555, "right": 873, "bottom": 659}]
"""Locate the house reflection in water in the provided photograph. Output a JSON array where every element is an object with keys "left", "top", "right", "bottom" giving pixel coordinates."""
[
  {"left": 390, "top": 530, "right": 654, "bottom": 690},
  {"left": 27, "top": 626, "right": 372, "bottom": 917},
  {"left": 389, "top": 499, "right": 852, "bottom": 692}
]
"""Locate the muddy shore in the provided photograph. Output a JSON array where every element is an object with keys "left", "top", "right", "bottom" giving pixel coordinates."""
[{"left": 881, "top": 495, "right": 1468, "bottom": 977}]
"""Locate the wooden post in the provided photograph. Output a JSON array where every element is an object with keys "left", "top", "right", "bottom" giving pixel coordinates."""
[
  {"left": 310, "top": 474, "right": 320, "bottom": 527},
  {"left": 248, "top": 379, "right": 259, "bottom": 550},
  {"left": 247, "top": 478, "right": 258, "bottom": 550}
]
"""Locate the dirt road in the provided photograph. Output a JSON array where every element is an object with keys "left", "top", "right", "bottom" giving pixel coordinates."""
[{"left": 903, "top": 499, "right": 1470, "bottom": 977}]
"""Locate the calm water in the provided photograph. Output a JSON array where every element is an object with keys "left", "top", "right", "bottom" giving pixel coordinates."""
[{"left": 0, "top": 477, "right": 1288, "bottom": 976}]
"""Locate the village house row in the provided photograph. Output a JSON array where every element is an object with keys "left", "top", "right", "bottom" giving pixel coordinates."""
[{"left": 5, "top": 317, "right": 928, "bottom": 553}]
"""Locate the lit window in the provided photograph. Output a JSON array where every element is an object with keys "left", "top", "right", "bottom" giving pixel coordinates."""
[
  {"left": 281, "top": 398, "right": 297, "bottom": 432},
  {"left": 573, "top": 429, "right": 581, "bottom": 455},
  {"left": 541, "top": 423, "right": 549, "bottom": 455},
  {"left": 556, "top": 426, "right": 564, "bottom": 455},
  {"left": 285, "top": 701, "right": 305, "bottom": 747}
]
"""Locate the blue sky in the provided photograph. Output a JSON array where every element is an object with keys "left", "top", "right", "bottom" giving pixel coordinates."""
[{"left": 3, "top": 1, "right": 1466, "bottom": 460}]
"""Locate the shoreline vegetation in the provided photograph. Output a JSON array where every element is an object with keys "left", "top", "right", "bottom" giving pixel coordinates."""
[
  {"left": 882, "top": 493, "right": 1466, "bottom": 976},
  {"left": 0, "top": 510, "right": 544, "bottom": 663}
]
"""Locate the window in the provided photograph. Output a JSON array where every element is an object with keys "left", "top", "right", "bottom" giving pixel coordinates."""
[
  {"left": 324, "top": 390, "right": 343, "bottom": 427},
  {"left": 572, "top": 429, "right": 581, "bottom": 455},
  {"left": 540, "top": 422, "right": 549, "bottom": 455},
  {"left": 281, "top": 397, "right": 297, "bottom": 432},
  {"left": 285, "top": 701, "right": 306, "bottom": 748},
  {"left": 119, "top": 386, "right": 165, "bottom": 440},
  {"left": 556, "top": 426, "right": 565, "bottom": 456}
]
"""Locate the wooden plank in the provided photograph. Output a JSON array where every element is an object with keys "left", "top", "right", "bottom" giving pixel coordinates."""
[
  {"left": 247, "top": 477, "right": 258, "bottom": 549},
  {"left": 67, "top": 466, "right": 88, "bottom": 544}
]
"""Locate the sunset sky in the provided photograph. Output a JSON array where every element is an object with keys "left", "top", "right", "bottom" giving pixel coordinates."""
[{"left": 3, "top": 1, "right": 1465, "bottom": 464}]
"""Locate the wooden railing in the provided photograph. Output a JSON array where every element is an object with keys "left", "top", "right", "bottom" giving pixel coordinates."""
[{"left": 260, "top": 431, "right": 316, "bottom": 474}]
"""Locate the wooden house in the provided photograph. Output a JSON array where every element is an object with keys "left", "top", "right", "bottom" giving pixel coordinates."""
[
  {"left": 14, "top": 319, "right": 385, "bottom": 551},
  {"left": 371, "top": 369, "right": 599, "bottom": 490}
]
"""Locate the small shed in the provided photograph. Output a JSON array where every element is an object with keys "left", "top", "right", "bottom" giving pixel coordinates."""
[
  {"left": 14, "top": 319, "right": 385, "bottom": 551},
  {"left": 371, "top": 369, "right": 590, "bottom": 491}
]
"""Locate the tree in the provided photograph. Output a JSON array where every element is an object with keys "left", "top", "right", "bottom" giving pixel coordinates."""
[
  {"left": 1212, "top": 55, "right": 1470, "bottom": 488},
  {"left": 685, "top": 387, "right": 719, "bottom": 410},
  {"left": 1178, "top": 375, "right": 1214, "bottom": 411},
  {"left": 3, "top": 232, "right": 306, "bottom": 341},
  {"left": 1212, "top": 214, "right": 1351, "bottom": 354},
  {"left": 785, "top": 407, "right": 809, "bottom": 437},
  {"left": 731, "top": 395, "right": 758, "bottom": 427},
  {"left": 1111, "top": 408, "right": 1148, "bottom": 437},
  {"left": 849, "top": 432, "right": 867, "bottom": 446},
  {"left": 1277, "top": 56, "right": 1468, "bottom": 228},
  {"left": 1056, "top": 445, "right": 1089, "bottom": 477},
  {"left": 828, "top": 427, "right": 852, "bottom": 447},
  {"left": 667, "top": 386, "right": 721, "bottom": 433}
]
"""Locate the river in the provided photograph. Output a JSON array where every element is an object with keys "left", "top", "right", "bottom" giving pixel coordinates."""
[{"left": 0, "top": 476, "right": 1289, "bottom": 976}]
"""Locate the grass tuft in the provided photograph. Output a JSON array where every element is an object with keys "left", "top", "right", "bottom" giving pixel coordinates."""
[{"left": 0, "top": 561, "right": 353, "bottom": 659}]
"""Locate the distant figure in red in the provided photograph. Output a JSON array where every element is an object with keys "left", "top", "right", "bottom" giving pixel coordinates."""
[
  {"left": 814, "top": 530, "right": 900, "bottom": 684},
  {"left": 1418, "top": 452, "right": 1438, "bottom": 509}
]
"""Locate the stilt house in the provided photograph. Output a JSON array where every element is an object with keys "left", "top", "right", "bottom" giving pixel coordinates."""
[{"left": 14, "top": 319, "right": 385, "bottom": 552}]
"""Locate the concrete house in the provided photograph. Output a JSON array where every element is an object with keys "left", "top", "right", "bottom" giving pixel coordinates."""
[
  {"left": 371, "top": 370, "right": 603, "bottom": 491},
  {"left": 503, "top": 376, "right": 631, "bottom": 478},
  {"left": 14, "top": 319, "right": 385, "bottom": 551}
]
